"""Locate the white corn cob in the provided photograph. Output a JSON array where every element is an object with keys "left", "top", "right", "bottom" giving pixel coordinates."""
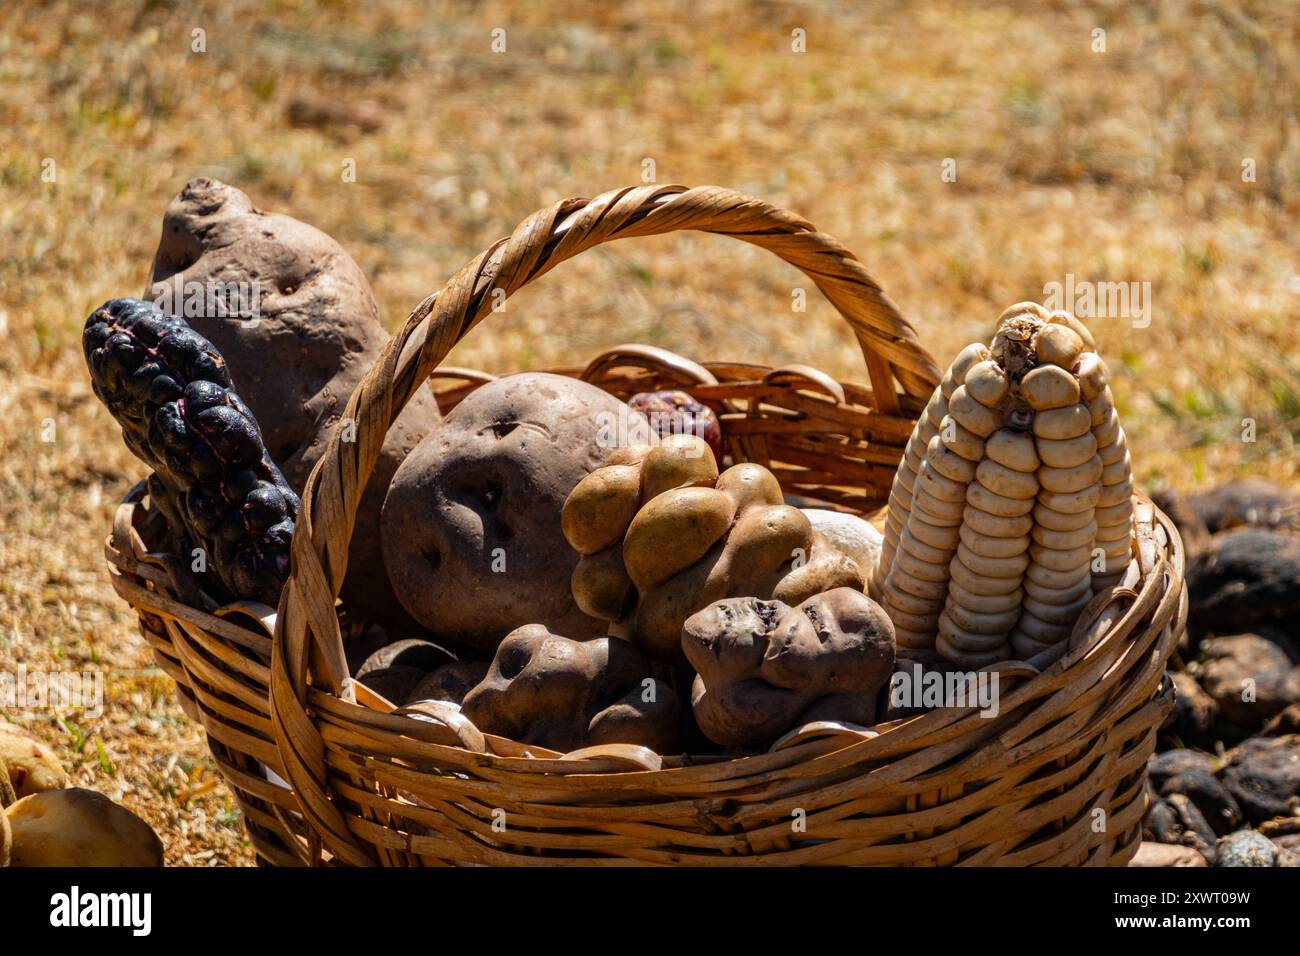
[{"left": 877, "top": 303, "right": 1136, "bottom": 667}]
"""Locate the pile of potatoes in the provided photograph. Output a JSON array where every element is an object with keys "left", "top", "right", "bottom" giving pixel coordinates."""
[
  {"left": 0, "top": 723, "right": 163, "bottom": 867},
  {"left": 562, "top": 434, "right": 867, "bottom": 658},
  {"left": 128, "top": 184, "right": 1130, "bottom": 758},
  {"left": 358, "top": 425, "right": 895, "bottom": 753},
  {"left": 131, "top": 182, "right": 896, "bottom": 754}
]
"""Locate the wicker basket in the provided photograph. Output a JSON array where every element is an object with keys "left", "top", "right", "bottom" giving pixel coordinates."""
[{"left": 104, "top": 185, "right": 1186, "bottom": 866}]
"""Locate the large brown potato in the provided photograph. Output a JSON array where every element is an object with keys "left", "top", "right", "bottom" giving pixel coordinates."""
[
  {"left": 382, "top": 373, "right": 642, "bottom": 650},
  {"left": 461, "top": 625, "right": 681, "bottom": 753},
  {"left": 146, "top": 177, "right": 440, "bottom": 625},
  {"left": 6, "top": 788, "right": 164, "bottom": 867}
]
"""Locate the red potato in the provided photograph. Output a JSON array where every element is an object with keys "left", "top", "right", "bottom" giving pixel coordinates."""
[{"left": 627, "top": 390, "right": 723, "bottom": 461}]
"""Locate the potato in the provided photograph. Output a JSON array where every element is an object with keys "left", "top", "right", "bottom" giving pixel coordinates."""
[
  {"left": 563, "top": 443, "right": 866, "bottom": 660},
  {"left": 460, "top": 626, "right": 681, "bottom": 752},
  {"left": 716, "top": 462, "right": 784, "bottom": 512},
  {"left": 623, "top": 487, "right": 736, "bottom": 589},
  {"left": 6, "top": 789, "right": 163, "bottom": 867},
  {"left": 723, "top": 506, "right": 814, "bottom": 588},
  {"left": 632, "top": 542, "right": 730, "bottom": 659},
  {"left": 354, "top": 638, "right": 453, "bottom": 704},
  {"left": 1187, "top": 479, "right": 1300, "bottom": 535},
  {"left": 561, "top": 465, "right": 643, "bottom": 556},
  {"left": 769, "top": 534, "right": 864, "bottom": 605},
  {"left": 356, "top": 665, "right": 426, "bottom": 704},
  {"left": 382, "top": 373, "right": 644, "bottom": 651},
  {"left": 571, "top": 546, "right": 635, "bottom": 620},
  {"left": 802, "top": 509, "right": 884, "bottom": 580},
  {"left": 1, "top": 800, "right": 9, "bottom": 867},
  {"left": 638, "top": 434, "right": 719, "bottom": 501},
  {"left": 405, "top": 661, "right": 490, "bottom": 707},
  {"left": 683, "top": 589, "right": 896, "bottom": 748},
  {"left": 146, "top": 178, "right": 442, "bottom": 627},
  {"left": 0, "top": 723, "right": 68, "bottom": 798},
  {"left": 627, "top": 390, "right": 723, "bottom": 461}
]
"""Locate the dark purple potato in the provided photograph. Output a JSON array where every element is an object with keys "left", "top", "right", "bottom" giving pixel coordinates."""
[
  {"left": 1220, "top": 734, "right": 1300, "bottom": 825},
  {"left": 1188, "top": 480, "right": 1300, "bottom": 534},
  {"left": 1186, "top": 528, "right": 1300, "bottom": 643},
  {"left": 83, "top": 298, "right": 299, "bottom": 605},
  {"left": 628, "top": 390, "right": 723, "bottom": 462}
]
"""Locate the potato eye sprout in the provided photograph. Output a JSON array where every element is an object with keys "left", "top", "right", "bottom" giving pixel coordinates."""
[{"left": 868, "top": 303, "right": 1134, "bottom": 667}]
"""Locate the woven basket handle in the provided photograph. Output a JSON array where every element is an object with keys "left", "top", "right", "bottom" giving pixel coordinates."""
[{"left": 270, "top": 183, "right": 941, "bottom": 865}]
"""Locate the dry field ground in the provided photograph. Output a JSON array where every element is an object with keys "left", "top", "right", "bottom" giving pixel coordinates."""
[{"left": 1, "top": 1, "right": 1297, "bottom": 865}]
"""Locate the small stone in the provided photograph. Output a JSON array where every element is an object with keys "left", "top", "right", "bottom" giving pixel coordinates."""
[
  {"left": 1272, "top": 833, "right": 1300, "bottom": 852},
  {"left": 1272, "top": 837, "right": 1300, "bottom": 867},
  {"left": 1130, "top": 841, "right": 1208, "bottom": 867},
  {"left": 1215, "top": 829, "right": 1278, "bottom": 867}
]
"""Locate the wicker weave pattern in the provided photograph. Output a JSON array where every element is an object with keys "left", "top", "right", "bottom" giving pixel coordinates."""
[{"left": 101, "top": 186, "right": 1183, "bottom": 866}]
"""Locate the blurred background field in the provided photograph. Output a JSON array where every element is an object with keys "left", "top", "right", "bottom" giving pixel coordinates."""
[{"left": 0, "top": 0, "right": 1297, "bottom": 865}]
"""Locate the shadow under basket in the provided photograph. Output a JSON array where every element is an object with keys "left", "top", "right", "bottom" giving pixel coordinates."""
[{"left": 104, "top": 185, "right": 1186, "bottom": 866}]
